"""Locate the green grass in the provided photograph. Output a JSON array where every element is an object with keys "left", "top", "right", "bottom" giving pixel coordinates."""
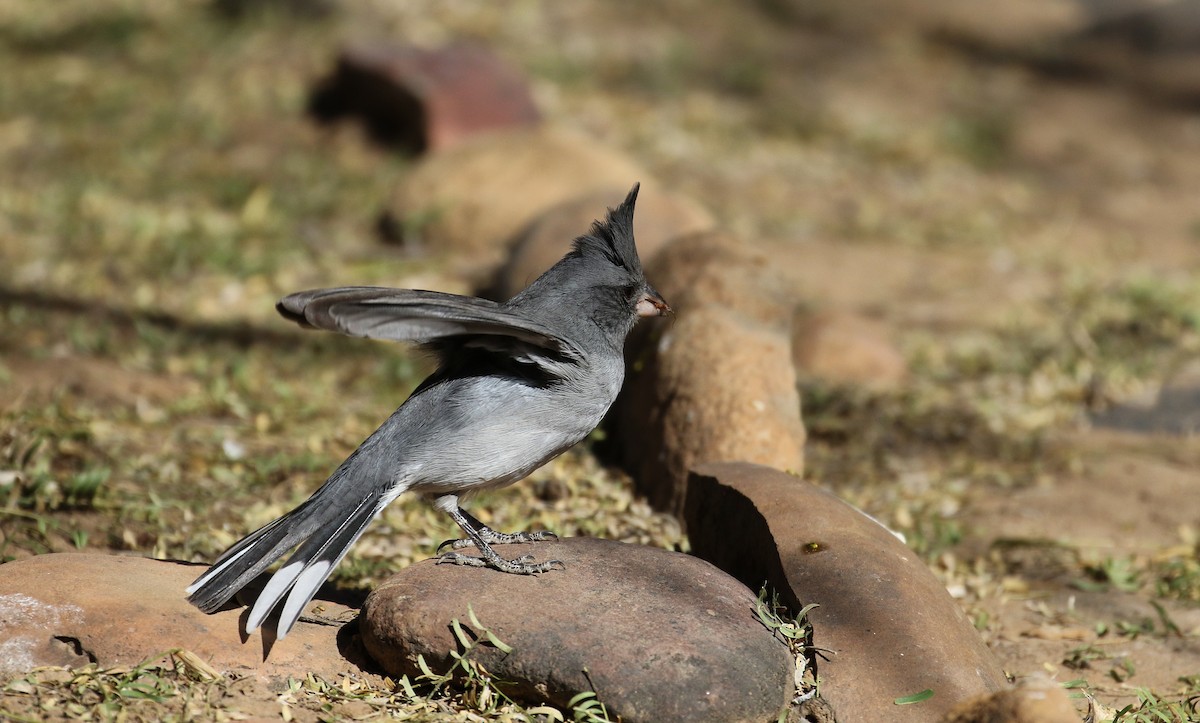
[{"left": 1112, "top": 685, "right": 1200, "bottom": 723}]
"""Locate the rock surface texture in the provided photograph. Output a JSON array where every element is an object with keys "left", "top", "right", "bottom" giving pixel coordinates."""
[
  {"left": 0, "top": 553, "right": 367, "bottom": 686},
  {"left": 685, "top": 462, "right": 1009, "bottom": 723},
  {"left": 614, "top": 231, "right": 806, "bottom": 516},
  {"left": 360, "top": 536, "right": 794, "bottom": 723},
  {"left": 618, "top": 306, "right": 806, "bottom": 516}
]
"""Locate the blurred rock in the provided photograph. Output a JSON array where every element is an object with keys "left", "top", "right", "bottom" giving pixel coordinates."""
[
  {"left": 493, "top": 187, "right": 714, "bottom": 300},
  {"left": 0, "top": 553, "right": 369, "bottom": 686},
  {"left": 360, "top": 537, "right": 793, "bottom": 723},
  {"left": 792, "top": 309, "right": 908, "bottom": 389},
  {"left": 646, "top": 230, "right": 798, "bottom": 330},
  {"left": 1075, "top": 0, "right": 1200, "bottom": 54},
  {"left": 902, "top": 0, "right": 1084, "bottom": 46},
  {"left": 787, "top": 0, "right": 1200, "bottom": 103},
  {"left": 939, "top": 676, "right": 1079, "bottom": 723},
  {"left": 758, "top": 0, "right": 1082, "bottom": 42},
  {"left": 912, "top": 0, "right": 1200, "bottom": 104},
  {"left": 391, "top": 128, "right": 647, "bottom": 266},
  {"left": 1040, "top": 0, "right": 1200, "bottom": 104},
  {"left": 310, "top": 42, "right": 541, "bottom": 155},
  {"left": 213, "top": 0, "right": 334, "bottom": 21},
  {"left": 686, "top": 463, "right": 1009, "bottom": 723}
]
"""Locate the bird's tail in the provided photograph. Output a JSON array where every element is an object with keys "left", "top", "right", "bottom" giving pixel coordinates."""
[{"left": 186, "top": 464, "right": 391, "bottom": 640}]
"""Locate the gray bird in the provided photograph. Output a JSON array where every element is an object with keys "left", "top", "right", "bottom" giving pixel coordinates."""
[{"left": 186, "top": 184, "right": 669, "bottom": 639}]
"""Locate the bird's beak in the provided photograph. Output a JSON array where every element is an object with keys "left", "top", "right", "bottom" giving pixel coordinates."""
[{"left": 636, "top": 287, "right": 672, "bottom": 318}]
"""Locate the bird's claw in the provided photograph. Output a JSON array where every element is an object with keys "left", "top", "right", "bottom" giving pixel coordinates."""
[
  {"left": 436, "top": 550, "right": 565, "bottom": 575},
  {"left": 436, "top": 528, "right": 558, "bottom": 552}
]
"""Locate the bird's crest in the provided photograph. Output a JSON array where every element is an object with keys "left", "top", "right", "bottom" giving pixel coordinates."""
[{"left": 571, "top": 183, "right": 643, "bottom": 275}]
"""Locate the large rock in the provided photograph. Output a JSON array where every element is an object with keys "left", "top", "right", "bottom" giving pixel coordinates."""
[
  {"left": 360, "top": 537, "right": 793, "bottom": 723},
  {"left": 0, "top": 554, "right": 368, "bottom": 686},
  {"left": 612, "top": 231, "right": 807, "bottom": 516},
  {"left": 309, "top": 42, "right": 541, "bottom": 155},
  {"left": 617, "top": 307, "right": 805, "bottom": 517},
  {"left": 771, "top": 0, "right": 1200, "bottom": 103},
  {"left": 644, "top": 230, "right": 798, "bottom": 330},
  {"left": 391, "top": 128, "right": 648, "bottom": 264},
  {"left": 685, "top": 463, "right": 1009, "bottom": 723},
  {"left": 493, "top": 187, "right": 714, "bottom": 299}
]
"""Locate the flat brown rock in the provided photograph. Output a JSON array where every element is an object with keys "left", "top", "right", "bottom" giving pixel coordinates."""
[
  {"left": 0, "top": 553, "right": 368, "bottom": 687},
  {"left": 686, "top": 463, "right": 1009, "bottom": 723},
  {"left": 646, "top": 230, "right": 799, "bottom": 330},
  {"left": 360, "top": 537, "right": 793, "bottom": 723}
]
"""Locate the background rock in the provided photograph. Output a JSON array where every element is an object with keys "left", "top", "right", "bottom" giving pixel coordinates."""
[
  {"left": 390, "top": 127, "right": 647, "bottom": 265},
  {"left": 492, "top": 187, "right": 714, "bottom": 299},
  {"left": 685, "top": 463, "right": 1009, "bottom": 723},
  {"left": 644, "top": 230, "right": 798, "bottom": 330},
  {"left": 0, "top": 553, "right": 369, "bottom": 687},
  {"left": 360, "top": 536, "right": 793, "bottom": 723},
  {"left": 792, "top": 309, "right": 909, "bottom": 389},
  {"left": 309, "top": 42, "right": 541, "bottom": 155}
]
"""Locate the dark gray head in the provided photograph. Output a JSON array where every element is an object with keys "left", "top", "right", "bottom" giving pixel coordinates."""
[
  {"left": 570, "top": 183, "right": 645, "bottom": 278},
  {"left": 506, "top": 183, "right": 670, "bottom": 342}
]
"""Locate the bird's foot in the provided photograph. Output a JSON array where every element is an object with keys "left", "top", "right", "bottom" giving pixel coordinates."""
[
  {"left": 437, "top": 527, "right": 558, "bottom": 552},
  {"left": 436, "top": 503, "right": 562, "bottom": 573},
  {"left": 436, "top": 549, "right": 565, "bottom": 575}
]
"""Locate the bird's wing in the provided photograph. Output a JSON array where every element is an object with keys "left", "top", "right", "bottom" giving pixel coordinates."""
[{"left": 278, "top": 287, "right": 582, "bottom": 363}]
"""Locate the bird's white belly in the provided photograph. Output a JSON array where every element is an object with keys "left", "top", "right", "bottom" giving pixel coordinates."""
[
  {"left": 404, "top": 378, "right": 614, "bottom": 495},
  {"left": 410, "top": 422, "right": 580, "bottom": 495}
]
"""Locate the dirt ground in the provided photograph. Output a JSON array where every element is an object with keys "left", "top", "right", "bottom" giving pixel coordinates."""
[{"left": 1, "top": 1, "right": 1198, "bottom": 721}]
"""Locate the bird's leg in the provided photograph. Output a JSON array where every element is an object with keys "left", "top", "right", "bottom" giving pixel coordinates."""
[
  {"left": 436, "top": 507, "right": 558, "bottom": 551},
  {"left": 433, "top": 497, "right": 563, "bottom": 574}
]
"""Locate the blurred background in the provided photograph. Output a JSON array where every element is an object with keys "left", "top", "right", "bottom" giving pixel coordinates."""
[{"left": 2, "top": 0, "right": 1199, "bottom": 717}]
